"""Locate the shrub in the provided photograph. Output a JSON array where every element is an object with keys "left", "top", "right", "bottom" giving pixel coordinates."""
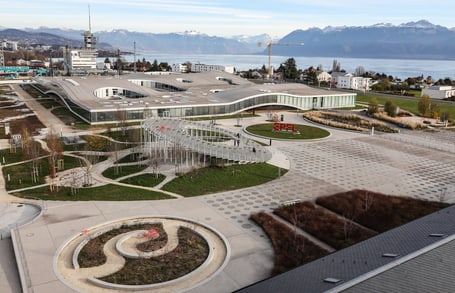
[
  {"left": 384, "top": 100, "right": 398, "bottom": 117},
  {"left": 303, "top": 111, "right": 398, "bottom": 133}
]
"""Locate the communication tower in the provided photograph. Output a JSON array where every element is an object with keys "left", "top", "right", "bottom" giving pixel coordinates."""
[{"left": 0, "top": 48, "right": 4, "bottom": 67}]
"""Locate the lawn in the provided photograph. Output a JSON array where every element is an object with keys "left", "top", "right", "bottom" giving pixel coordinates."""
[
  {"left": 162, "top": 163, "right": 287, "bottom": 196},
  {"left": 3, "top": 155, "right": 86, "bottom": 190},
  {"left": 246, "top": 123, "right": 330, "bottom": 139},
  {"left": 102, "top": 164, "right": 148, "bottom": 179},
  {"left": 116, "top": 153, "right": 142, "bottom": 164},
  {"left": 120, "top": 173, "right": 165, "bottom": 187},
  {"left": 0, "top": 148, "right": 29, "bottom": 165},
  {"left": 12, "top": 184, "right": 172, "bottom": 201},
  {"left": 356, "top": 93, "right": 455, "bottom": 119}
]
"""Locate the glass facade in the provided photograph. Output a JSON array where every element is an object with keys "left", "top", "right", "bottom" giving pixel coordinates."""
[
  {"left": 129, "top": 80, "right": 185, "bottom": 92},
  {"left": 88, "top": 93, "right": 356, "bottom": 124}
]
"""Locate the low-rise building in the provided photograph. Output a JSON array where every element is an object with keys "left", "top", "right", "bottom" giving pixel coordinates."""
[
  {"left": 33, "top": 71, "right": 356, "bottom": 125},
  {"left": 333, "top": 73, "right": 372, "bottom": 91},
  {"left": 317, "top": 72, "right": 332, "bottom": 83},
  {"left": 1, "top": 40, "right": 18, "bottom": 51},
  {"left": 421, "top": 85, "right": 455, "bottom": 99},
  {"left": 171, "top": 63, "right": 234, "bottom": 74},
  {"left": 63, "top": 30, "right": 98, "bottom": 74},
  {"left": 192, "top": 63, "right": 234, "bottom": 74},
  {"left": 171, "top": 63, "right": 189, "bottom": 73}
]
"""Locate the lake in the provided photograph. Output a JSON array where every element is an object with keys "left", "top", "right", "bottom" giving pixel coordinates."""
[{"left": 118, "top": 53, "right": 455, "bottom": 81}]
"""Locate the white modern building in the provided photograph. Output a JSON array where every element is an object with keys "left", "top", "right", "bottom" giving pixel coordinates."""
[
  {"left": 334, "top": 73, "right": 372, "bottom": 91},
  {"left": 1, "top": 40, "right": 18, "bottom": 51},
  {"left": 194, "top": 63, "right": 235, "bottom": 74},
  {"left": 421, "top": 85, "right": 455, "bottom": 99},
  {"left": 171, "top": 63, "right": 189, "bottom": 73},
  {"left": 33, "top": 71, "right": 356, "bottom": 125},
  {"left": 63, "top": 30, "right": 98, "bottom": 73},
  {"left": 317, "top": 72, "right": 332, "bottom": 83},
  {"left": 171, "top": 63, "right": 235, "bottom": 74}
]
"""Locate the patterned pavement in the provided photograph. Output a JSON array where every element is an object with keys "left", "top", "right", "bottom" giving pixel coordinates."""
[
  {"left": 202, "top": 127, "right": 455, "bottom": 240},
  {"left": 7, "top": 113, "right": 455, "bottom": 293}
]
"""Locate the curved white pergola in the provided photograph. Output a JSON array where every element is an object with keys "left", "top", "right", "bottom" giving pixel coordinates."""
[{"left": 142, "top": 117, "right": 272, "bottom": 165}]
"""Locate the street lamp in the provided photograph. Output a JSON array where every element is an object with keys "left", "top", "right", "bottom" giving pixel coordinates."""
[{"left": 49, "top": 50, "right": 54, "bottom": 77}]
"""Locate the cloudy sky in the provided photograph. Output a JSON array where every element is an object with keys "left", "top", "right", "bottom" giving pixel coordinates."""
[{"left": 2, "top": 0, "right": 454, "bottom": 37}]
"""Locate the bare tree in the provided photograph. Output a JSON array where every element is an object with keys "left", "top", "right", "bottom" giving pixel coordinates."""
[
  {"left": 438, "top": 186, "right": 452, "bottom": 202},
  {"left": 20, "top": 125, "right": 42, "bottom": 184},
  {"left": 342, "top": 213, "right": 356, "bottom": 241},
  {"left": 363, "top": 191, "right": 374, "bottom": 212},
  {"left": 46, "top": 129, "right": 63, "bottom": 192},
  {"left": 115, "top": 107, "right": 129, "bottom": 136}
]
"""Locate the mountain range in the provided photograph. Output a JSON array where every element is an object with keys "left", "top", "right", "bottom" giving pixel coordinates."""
[{"left": 1, "top": 20, "right": 455, "bottom": 60}]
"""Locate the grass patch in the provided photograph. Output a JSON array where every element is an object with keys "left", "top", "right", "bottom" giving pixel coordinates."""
[
  {"left": 57, "top": 155, "right": 88, "bottom": 170},
  {"left": 12, "top": 184, "right": 172, "bottom": 201},
  {"left": 116, "top": 153, "right": 142, "bottom": 164},
  {"left": 3, "top": 159, "right": 48, "bottom": 190},
  {"left": 185, "top": 113, "right": 257, "bottom": 121},
  {"left": 246, "top": 123, "right": 330, "bottom": 139},
  {"left": 3, "top": 155, "right": 84, "bottom": 190},
  {"left": 103, "top": 129, "right": 142, "bottom": 143},
  {"left": 102, "top": 164, "right": 148, "bottom": 179},
  {"left": 120, "top": 173, "right": 165, "bottom": 187},
  {"left": 356, "top": 93, "right": 455, "bottom": 119},
  {"left": 162, "top": 163, "right": 286, "bottom": 196},
  {"left": 80, "top": 135, "right": 136, "bottom": 152},
  {"left": 0, "top": 148, "right": 27, "bottom": 164}
]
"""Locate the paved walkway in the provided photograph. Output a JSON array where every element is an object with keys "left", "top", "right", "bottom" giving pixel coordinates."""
[
  {"left": 3, "top": 112, "right": 455, "bottom": 292},
  {"left": 11, "top": 84, "right": 75, "bottom": 134}
]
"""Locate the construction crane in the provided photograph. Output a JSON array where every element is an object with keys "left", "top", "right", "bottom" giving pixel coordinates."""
[{"left": 258, "top": 42, "right": 304, "bottom": 79}]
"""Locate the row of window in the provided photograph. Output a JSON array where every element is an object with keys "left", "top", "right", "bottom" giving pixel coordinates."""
[{"left": 89, "top": 93, "right": 356, "bottom": 123}]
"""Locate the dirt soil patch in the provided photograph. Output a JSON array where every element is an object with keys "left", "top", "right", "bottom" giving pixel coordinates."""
[
  {"left": 100, "top": 227, "right": 209, "bottom": 285},
  {"left": 274, "top": 201, "right": 377, "bottom": 249},
  {"left": 252, "top": 189, "right": 450, "bottom": 274},
  {"left": 250, "top": 212, "right": 329, "bottom": 275},
  {"left": 316, "top": 189, "right": 450, "bottom": 232}
]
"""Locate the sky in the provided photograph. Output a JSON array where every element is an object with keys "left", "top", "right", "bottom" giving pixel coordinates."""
[{"left": 2, "top": 0, "right": 455, "bottom": 38}]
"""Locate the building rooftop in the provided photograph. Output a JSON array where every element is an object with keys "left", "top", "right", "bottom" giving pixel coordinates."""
[
  {"left": 237, "top": 204, "right": 455, "bottom": 293},
  {"left": 36, "top": 72, "right": 350, "bottom": 112}
]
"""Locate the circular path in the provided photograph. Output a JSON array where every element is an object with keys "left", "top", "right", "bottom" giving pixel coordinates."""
[{"left": 56, "top": 217, "right": 229, "bottom": 293}]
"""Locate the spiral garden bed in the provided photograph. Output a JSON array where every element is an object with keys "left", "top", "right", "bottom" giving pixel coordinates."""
[{"left": 55, "top": 217, "right": 230, "bottom": 292}]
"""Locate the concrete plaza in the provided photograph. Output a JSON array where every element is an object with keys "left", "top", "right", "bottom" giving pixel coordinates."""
[{"left": 2, "top": 113, "right": 455, "bottom": 292}]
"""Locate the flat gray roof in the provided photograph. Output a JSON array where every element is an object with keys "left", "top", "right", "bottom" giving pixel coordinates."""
[{"left": 36, "top": 72, "right": 352, "bottom": 111}]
